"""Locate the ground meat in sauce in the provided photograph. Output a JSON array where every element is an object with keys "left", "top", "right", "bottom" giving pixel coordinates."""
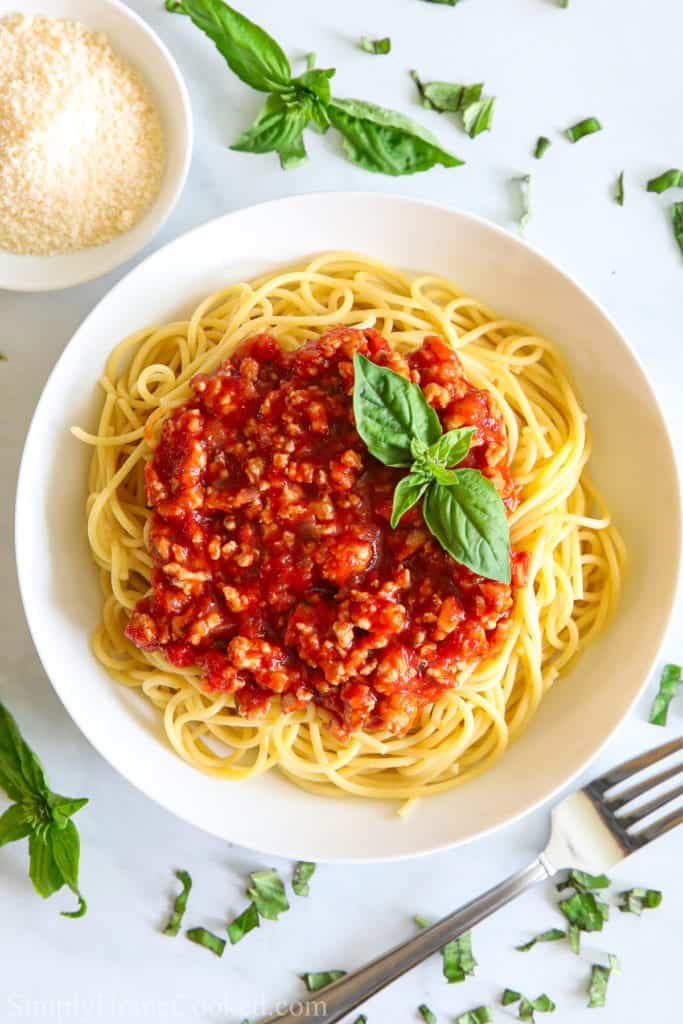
[{"left": 125, "top": 327, "right": 529, "bottom": 738}]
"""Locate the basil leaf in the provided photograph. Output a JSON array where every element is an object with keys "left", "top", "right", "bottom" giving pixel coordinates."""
[
  {"left": 410, "top": 72, "right": 480, "bottom": 112},
  {"left": 353, "top": 354, "right": 442, "bottom": 466},
  {"left": 531, "top": 995, "right": 556, "bottom": 1013},
  {"left": 569, "top": 924, "right": 581, "bottom": 954},
  {"left": 294, "top": 67, "right": 335, "bottom": 106},
  {"left": 419, "top": 1006, "right": 437, "bottom": 1024},
  {"left": 301, "top": 971, "right": 347, "bottom": 992},
  {"left": 557, "top": 870, "right": 610, "bottom": 892},
  {"left": 615, "top": 170, "right": 625, "bottom": 206},
  {"left": 649, "top": 663, "right": 682, "bottom": 724},
  {"left": 617, "top": 887, "right": 662, "bottom": 913},
  {"left": 0, "top": 803, "right": 31, "bottom": 847},
  {"left": 186, "top": 926, "right": 226, "bottom": 956},
  {"left": 248, "top": 868, "right": 289, "bottom": 919},
  {"left": 28, "top": 830, "right": 64, "bottom": 898},
  {"left": 534, "top": 136, "right": 551, "bottom": 159},
  {"left": 427, "top": 427, "right": 475, "bottom": 467},
  {"left": 423, "top": 473, "right": 511, "bottom": 583},
  {"left": 167, "top": 0, "right": 291, "bottom": 94},
  {"left": 390, "top": 473, "right": 431, "bottom": 528},
  {"left": 278, "top": 132, "right": 308, "bottom": 170},
  {"left": 292, "top": 860, "right": 316, "bottom": 897},
  {"left": 232, "top": 94, "right": 311, "bottom": 156},
  {"left": 328, "top": 98, "right": 463, "bottom": 176},
  {"left": 425, "top": 462, "right": 459, "bottom": 486},
  {"left": 462, "top": 96, "right": 495, "bottom": 138},
  {"left": 502, "top": 990, "right": 521, "bottom": 1006},
  {"left": 360, "top": 36, "right": 391, "bottom": 55},
  {"left": 228, "top": 901, "right": 260, "bottom": 943},
  {"left": 673, "top": 202, "right": 683, "bottom": 256},
  {"left": 456, "top": 1009, "right": 492, "bottom": 1024},
  {"left": 0, "top": 702, "right": 49, "bottom": 801},
  {"left": 566, "top": 117, "right": 602, "bottom": 143},
  {"left": 515, "top": 928, "right": 566, "bottom": 952},
  {"left": 164, "top": 869, "right": 193, "bottom": 936},
  {"left": 647, "top": 168, "right": 683, "bottom": 194},
  {"left": 46, "top": 794, "right": 88, "bottom": 829},
  {"left": 587, "top": 965, "right": 611, "bottom": 1008},
  {"left": 559, "top": 891, "right": 607, "bottom": 932},
  {"left": 515, "top": 174, "right": 532, "bottom": 234},
  {"left": 352, "top": 1017, "right": 367, "bottom": 1024},
  {"left": 441, "top": 931, "right": 476, "bottom": 983}
]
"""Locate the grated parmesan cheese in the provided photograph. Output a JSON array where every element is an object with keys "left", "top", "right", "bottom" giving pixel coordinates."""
[{"left": 0, "top": 14, "right": 166, "bottom": 256}]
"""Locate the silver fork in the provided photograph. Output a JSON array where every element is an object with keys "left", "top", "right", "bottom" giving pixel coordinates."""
[{"left": 262, "top": 736, "right": 683, "bottom": 1024}]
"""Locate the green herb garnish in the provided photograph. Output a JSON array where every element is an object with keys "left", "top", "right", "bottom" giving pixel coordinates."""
[
  {"left": 410, "top": 71, "right": 494, "bottom": 137},
  {"left": 559, "top": 891, "right": 608, "bottom": 932},
  {"left": 248, "top": 869, "right": 289, "bottom": 919},
  {"left": 185, "top": 926, "right": 226, "bottom": 956},
  {"left": 566, "top": 117, "right": 602, "bottom": 142},
  {"left": 441, "top": 931, "right": 477, "bottom": 983},
  {"left": 228, "top": 902, "right": 260, "bottom": 944},
  {"left": 414, "top": 914, "right": 431, "bottom": 928},
  {"left": 647, "top": 169, "right": 683, "bottom": 194},
  {"left": 419, "top": 1006, "right": 437, "bottom": 1024},
  {"left": 292, "top": 861, "right": 316, "bottom": 897},
  {"left": 587, "top": 964, "right": 613, "bottom": 1008},
  {"left": 649, "top": 663, "right": 681, "bottom": 725},
  {"left": 502, "top": 990, "right": 522, "bottom": 1006},
  {"left": 353, "top": 1017, "right": 367, "bottom": 1024},
  {"left": 617, "top": 887, "right": 663, "bottom": 914},
  {"left": 518, "top": 995, "right": 556, "bottom": 1020},
  {"left": 673, "top": 203, "right": 683, "bottom": 256},
  {"left": 168, "top": 0, "right": 461, "bottom": 175},
  {"left": 569, "top": 924, "right": 581, "bottom": 955},
  {"left": 301, "top": 971, "right": 347, "bottom": 992},
  {"left": 515, "top": 928, "right": 566, "bottom": 951},
  {"left": 353, "top": 354, "right": 510, "bottom": 581},
  {"left": 615, "top": 171, "right": 625, "bottom": 205},
  {"left": 163, "top": 869, "right": 192, "bottom": 936},
  {"left": 360, "top": 36, "right": 391, "bottom": 55},
  {"left": 557, "top": 870, "right": 610, "bottom": 892},
  {"left": 515, "top": 174, "right": 532, "bottom": 234},
  {"left": 534, "top": 136, "right": 551, "bottom": 159},
  {"left": 456, "top": 1008, "right": 493, "bottom": 1024},
  {"left": 0, "top": 702, "right": 88, "bottom": 917},
  {"left": 421, "top": 0, "right": 460, "bottom": 5}
]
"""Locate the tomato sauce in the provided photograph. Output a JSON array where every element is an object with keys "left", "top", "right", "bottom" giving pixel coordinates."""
[{"left": 126, "top": 327, "right": 528, "bottom": 737}]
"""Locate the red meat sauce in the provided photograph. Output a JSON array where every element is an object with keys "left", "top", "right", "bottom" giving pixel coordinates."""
[{"left": 126, "top": 327, "right": 529, "bottom": 738}]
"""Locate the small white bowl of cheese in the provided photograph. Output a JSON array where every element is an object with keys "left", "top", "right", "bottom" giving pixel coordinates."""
[{"left": 0, "top": 0, "right": 192, "bottom": 291}]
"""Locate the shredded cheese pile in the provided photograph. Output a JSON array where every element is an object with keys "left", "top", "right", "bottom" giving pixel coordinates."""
[{"left": 0, "top": 14, "right": 165, "bottom": 256}]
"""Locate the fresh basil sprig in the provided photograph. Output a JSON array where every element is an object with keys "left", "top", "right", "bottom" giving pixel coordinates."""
[
  {"left": 353, "top": 354, "right": 511, "bottom": 582},
  {"left": 0, "top": 702, "right": 88, "bottom": 917},
  {"left": 167, "top": 0, "right": 462, "bottom": 174}
]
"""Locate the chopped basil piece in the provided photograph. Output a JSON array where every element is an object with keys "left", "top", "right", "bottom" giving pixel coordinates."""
[
  {"left": 456, "top": 1008, "right": 492, "bottom": 1024},
  {"left": 673, "top": 203, "right": 683, "bottom": 256},
  {"left": 292, "top": 861, "right": 316, "bottom": 896},
  {"left": 515, "top": 174, "right": 531, "bottom": 234},
  {"left": 648, "top": 663, "right": 681, "bottom": 725},
  {"left": 515, "top": 928, "right": 565, "bottom": 951},
  {"left": 186, "top": 926, "right": 226, "bottom": 957},
  {"left": 462, "top": 96, "right": 495, "bottom": 138},
  {"left": 409, "top": 70, "right": 493, "bottom": 137},
  {"left": 301, "top": 971, "right": 347, "bottom": 992},
  {"left": 248, "top": 869, "right": 289, "bottom": 919},
  {"left": 617, "top": 887, "right": 663, "bottom": 914},
  {"left": 163, "top": 869, "right": 192, "bottom": 936},
  {"left": 534, "top": 136, "right": 551, "bottom": 159},
  {"left": 587, "top": 965, "right": 610, "bottom": 1008},
  {"left": 502, "top": 989, "right": 522, "bottom": 1006},
  {"left": 353, "top": 1016, "right": 367, "bottom": 1024},
  {"left": 442, "top": 931, "right": 476, "bottom": 983},
  {"left": 559, "top": 891, "right": 608, "bottom": 932},
  {"left": 569, "top": 924, "right": 581, "bottom": 955},
  {"left": 228, "top": 902, "right": 260, "bottom": 944},
  {"left": 414, "top": 914, "right": 431, "bottom": 928},
  {"left": 518, "top": 995, "right": 556, "bottom": 1020},
  {"left": 615, "top": 170, "right": 625, "bottom": 206},
  {"left": 360, "top": 36, "right": 391, "bottom": 55},
  {"left": 557, "top": 870, "right": 610, "bottom": 892},
  {"left": 647, "top": 169, "right": 683, "bottom": 194},
  {"left": 566, "top": 117, "right": 602, "bottom": 143},
  {"left": 419, "top": 1006, "right": 437, "bottom": 1024}
]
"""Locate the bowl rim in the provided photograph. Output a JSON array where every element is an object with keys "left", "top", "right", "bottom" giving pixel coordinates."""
[
  {"left": 0, "top": 0, "right": 193, "bottom": 293},
  {"left": 14, "top": 192, "right": 683, "bottom": 861}
]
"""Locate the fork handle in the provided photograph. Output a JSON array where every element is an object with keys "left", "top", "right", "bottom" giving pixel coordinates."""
[{"left": 261, "top": 858, "right": 549, "bottom": 1024}]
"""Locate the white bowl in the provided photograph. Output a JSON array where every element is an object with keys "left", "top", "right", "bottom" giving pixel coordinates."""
[
  {"left": 15, "top": 194, "right": 682, "bottom": 862},
  {"left": 0, "top": 0, "right": 192, "bottom": 291}
]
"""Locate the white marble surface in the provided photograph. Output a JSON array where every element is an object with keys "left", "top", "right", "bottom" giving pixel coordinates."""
[{"left": 1, "top": 0, "right": 682, "bottom": 1020}]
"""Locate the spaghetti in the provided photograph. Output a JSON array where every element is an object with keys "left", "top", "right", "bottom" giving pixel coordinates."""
[{"left": 74, "top": 253, "right": 624, "bottom": 804}]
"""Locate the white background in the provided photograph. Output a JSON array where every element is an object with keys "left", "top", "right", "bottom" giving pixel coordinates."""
[{"left": 1, "top": 0, "right": 682, "bottom": 1020}]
